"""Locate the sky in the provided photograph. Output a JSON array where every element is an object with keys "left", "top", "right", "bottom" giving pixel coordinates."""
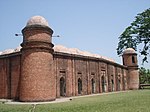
[{"left": 0, "top": 0, "right": 150, "bottom": 68}]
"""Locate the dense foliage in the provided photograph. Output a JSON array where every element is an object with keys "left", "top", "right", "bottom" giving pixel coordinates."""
[
  {"left": 117, "top": 8, "right": 150, "bottom": 63},
  {"left": 139, "top": 67, "right": 150, "bottom": 84}
]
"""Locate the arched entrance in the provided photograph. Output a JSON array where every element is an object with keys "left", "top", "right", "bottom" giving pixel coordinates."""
[
  {"left": 78, "top": 78, "right": 82, "bottom": 94},
  {"left": 91, "top": 78, "right": 95, "bottom": 93},
  {"left": 60, "top": 77, "right": 66, "bottom": 97},
  {"left": 118, "top": 80, "right": 121, "bottom": 91},
  {"left": 101, "top": 76, "right": 105, "bottom": 92},
  {"left": 111, "top": 80, "right": 114, "bottom": 91}
]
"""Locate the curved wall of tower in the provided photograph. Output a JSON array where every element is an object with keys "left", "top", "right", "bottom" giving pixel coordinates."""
[
  {"left": 19, "top": 16, "right": 56, "bottom": 102},
  {"left": 122, "top": 48, "right": 139, "bottom": 90}
]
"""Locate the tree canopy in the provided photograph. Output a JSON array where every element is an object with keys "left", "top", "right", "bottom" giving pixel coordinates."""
[
  {"left": 139, "top": 67, "right": 150, "bottom": 84},
  {"left": 117, "top": 8, "right": 150, "bottom": 63}
]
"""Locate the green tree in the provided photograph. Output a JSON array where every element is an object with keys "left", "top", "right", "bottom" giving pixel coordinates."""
[
  {"left": 139, "top": 67, "right": 150, "bottom": 84},
  {"left": 117, "top": 8, "right": 150, "bottom": 63}
]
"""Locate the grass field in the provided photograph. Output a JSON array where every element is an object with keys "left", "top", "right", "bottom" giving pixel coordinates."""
[{"left": 0, "top": 90, "right": 150, "bottom": 112}]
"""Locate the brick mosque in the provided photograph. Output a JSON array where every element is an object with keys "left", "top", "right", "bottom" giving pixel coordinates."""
[{"left": 0, "top": 16, "right": 139, "bottom": 102}]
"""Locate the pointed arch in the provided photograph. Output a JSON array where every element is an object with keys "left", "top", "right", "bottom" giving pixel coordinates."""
[
  {"left": 111, "top": 79, "right": 114, "bottom": 91},
  {"left": 78, "top": 78, "right": 82, "bottom": 95},
  {"left": 101, "top": 76, "right": 105, "bottom": 92},
  {"left": 118, "top": 79, "right": 121, "bottom": 91},
  {"left": 60, "top": 77, "right": 66, "bottom": 97},
  {"left": 91, "top": 78, "right": 96, "bottom": 93}
]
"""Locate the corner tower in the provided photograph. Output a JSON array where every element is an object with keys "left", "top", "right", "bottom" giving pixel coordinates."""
[
  {"left": 122, "top": 48, "right": 139, "bottom": 90},
  {"left": 19, "top": 16, "right": 56, "bottom": 102}
]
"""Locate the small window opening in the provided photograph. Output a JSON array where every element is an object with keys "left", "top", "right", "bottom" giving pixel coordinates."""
[{"left": 132, "top": 56, "right": 135, "bottom": 63}]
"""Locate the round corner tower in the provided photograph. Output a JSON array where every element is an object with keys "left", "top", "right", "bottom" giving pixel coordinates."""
[
  {"left": 122, "top": 48, "right": 139, "bottom": 90},
  {"left": 19, "top": 16, "right": 56, "bottom": 102}
]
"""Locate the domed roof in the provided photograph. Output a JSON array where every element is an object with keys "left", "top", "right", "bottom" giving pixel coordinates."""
[
  {"left": 26, "top": 16, "right": 49, "bottom": 27},
  {"left": 123, "top": 48, "right": 136, "bottom": 54},
  {"left": 53, "top": 45, "right": 115, "bottom": 62},
  {"left": 1, "top": 49, "right": 14, "bottom": 55}
]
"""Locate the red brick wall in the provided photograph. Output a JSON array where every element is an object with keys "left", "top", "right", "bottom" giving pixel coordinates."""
[
  {"left": 19, "top": 25, "right": 55, "bottom": 102},
  {"left": 20, "top": 49, "right": 55, "bottom": 102},
  {"left": 0, "top": 58, "right": 9, "bottom": 99},
  {"left": 54, "top": 53, "right": 128, "bottom": 98},
  {"left": 0, "top": 54, "right": 21, "bottom": 100},
  {"left": 74, "top": 59, "right": 88, "bottom": 95},
  {"left": 0, "top": 51, "right": 129, "bottom": 101},
  {"left": 10, "top": 55, "right": 21, "bottom": 100}
]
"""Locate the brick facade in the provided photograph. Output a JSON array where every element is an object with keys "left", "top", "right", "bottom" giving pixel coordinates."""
[{"left": 0, "top": 16, "right": 139, "bottom": 102}]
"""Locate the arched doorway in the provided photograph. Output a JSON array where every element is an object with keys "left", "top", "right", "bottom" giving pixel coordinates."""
[
  {"left": 91, "top": 79, "right": 95, "bottom": 93},
  {"left": 101, "top": 76, "right": 105, "bottom": 92},
  {"left": 78, "top": 78, "right": 82, "bottom": 94},
  {"left": 111, "top": 80, "right": 114, "bottom": 91},
  {"left": 60, "top": 77, "right": 66, "bottom": 97},
  {"left": 118, "top": 80, "right": 121, "bottom": 91}
]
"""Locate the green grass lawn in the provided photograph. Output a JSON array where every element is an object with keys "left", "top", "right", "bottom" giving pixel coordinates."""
[{"left": 0, "top": 90, "right": 150, "bottom": 112}]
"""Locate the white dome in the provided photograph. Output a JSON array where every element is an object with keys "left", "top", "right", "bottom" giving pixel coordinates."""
[
  {"left": 54, "top": 45, "right": 71, "bottom": 54},
  {"left": 0, "top": 46, "right": 22, "bottom": 55},
  {"left": 26, "top": 16, "right": 49, "bottom": 27},
  {"left": 123, "top": 48, "right": 136, "bottom": 54},
  {"left": 1, "top": 49, "right": 14, "bottom": 55},
  {"left": 14, "top": 46, "right": 22, "bottom": 52},
  {"left": 54, "top": 45, "right": 115, "bottom": 62}
]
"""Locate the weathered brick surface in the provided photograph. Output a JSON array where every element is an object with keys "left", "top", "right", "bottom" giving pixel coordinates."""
[
  {"left": 122, "top": 53, "right": 139, "bottom": 90},
  {"left": 53, "top": 53, "right": 131, "bottom": 98},
  {"left": 10, "top": 55, "right": 21, "bottom": 100},
  {"left": 20, "top": 50, "right": 55, "bottom": 101},
  {"left": 0, "top": 17, "right": 139, "bottom": 101},
  {"left": 19, "top": 25, "right": 56, "bottom": 102},
  {"left": 0, "top": 49, "right": 138, "bottom": 101},
  {"left": 0, "top": 54, "right": 21, "bottom": 100},
  {"left": 0, "top": 58, "right": 8, "bottom": 98}
]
